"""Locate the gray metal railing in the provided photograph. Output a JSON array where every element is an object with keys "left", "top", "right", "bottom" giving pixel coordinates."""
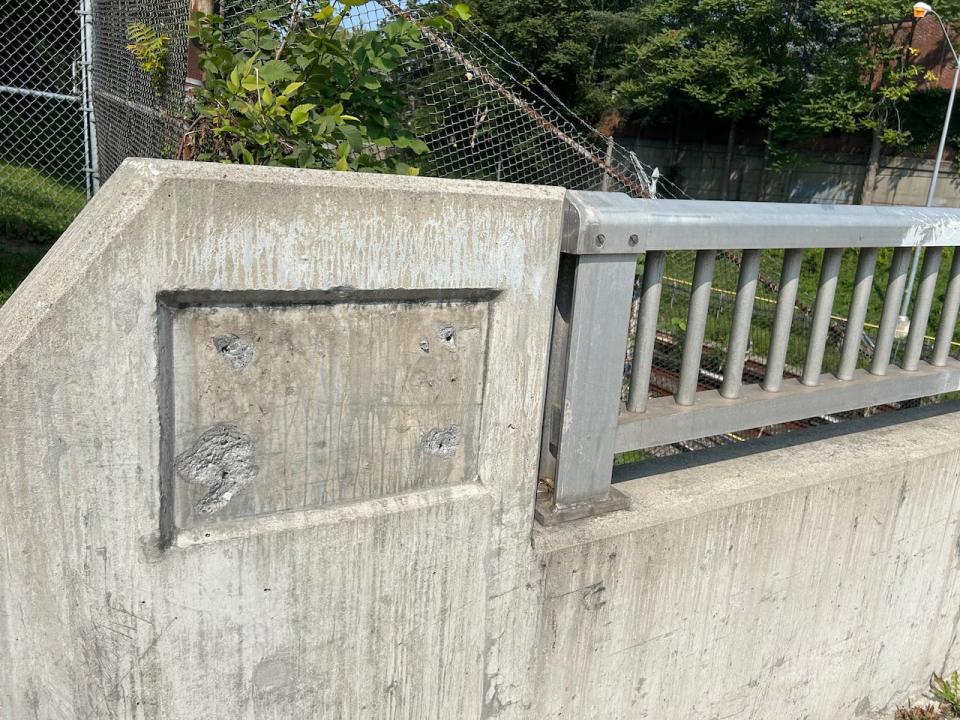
[{"left": 536, "top": 191, "right": 960, "bottom": 524}]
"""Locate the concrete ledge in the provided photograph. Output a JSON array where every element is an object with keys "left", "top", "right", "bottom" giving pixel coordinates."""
[
  {"left": 0, "top": 160, "right": 565, "bottom": 719},
  {"left": 537, "top": 401, "right": 960, "bottom": 553},
  {"left": 532, "top": 403, "right": 960, "bottom": 719}
]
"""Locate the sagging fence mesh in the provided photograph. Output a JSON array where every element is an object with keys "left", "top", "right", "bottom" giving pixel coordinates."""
[{"left": 89, "top": 0, "right": 680, "bottom": 201}]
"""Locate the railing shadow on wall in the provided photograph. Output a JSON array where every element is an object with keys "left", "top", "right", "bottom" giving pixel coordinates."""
[{"left": 536, "top": 191, "right": 960, "bottom": 524}]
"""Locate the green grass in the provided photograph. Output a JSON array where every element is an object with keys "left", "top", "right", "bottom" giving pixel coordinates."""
[
  {"left": 0, "top": 247, "right": 48, "bottom": 308},
  {"left": 655, "top": 246, "right": 960, "bottom": 374},
  {"left": 0, "top": 163, "right": 86, "bottom": 245},
  {"left": 0, "top": 163, "right": 82, "bottom": 308}
]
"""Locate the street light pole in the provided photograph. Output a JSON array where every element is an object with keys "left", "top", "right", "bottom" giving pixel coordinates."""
[{"left": 900, "top": 2, "right": 960, "bottom": 330}]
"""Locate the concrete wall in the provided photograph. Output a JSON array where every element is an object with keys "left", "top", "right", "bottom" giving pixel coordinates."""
[
  {"left": 0, "top": 160, "right": 565, "bottom": 719},
  {"left": 532, "top": 405, "right": 960, "bottom": 719},
  {"left": 624, "top": 137, "right": 960, "bottom": 206},
  {"left": 3, "top": 161, "right": 960, "bottom": 719}
]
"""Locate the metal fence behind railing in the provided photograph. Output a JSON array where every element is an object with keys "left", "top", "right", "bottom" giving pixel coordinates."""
[
  {"left": 1, "top": 0, "right": 99, "bottom": 244},
  {"left": 88, "top": 0, "right": 676, "bottom": 200},
  {"left": 537, "top": 193, "right": 960, "bottom": 523},
  {"left": 90, "top": 0, "right": 187, "bottom": 180}
]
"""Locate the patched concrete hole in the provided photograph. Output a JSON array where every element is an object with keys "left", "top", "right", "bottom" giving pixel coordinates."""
[
  {"left": 438, "top": 326, "right": 456, "bottom": 350},
  {"left": 420, "top": 425, "right": 460, "bottom": 458},
  {"left": 212, "top": 334, "right": 254, "bottom": 369},
  {"left": 175, "top": 424, "right": 260, "bottom": 514}
]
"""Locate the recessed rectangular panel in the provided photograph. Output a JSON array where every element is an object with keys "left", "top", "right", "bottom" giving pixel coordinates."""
[{"left": 161, "top": 293, "right": 490, "bottom": 531}]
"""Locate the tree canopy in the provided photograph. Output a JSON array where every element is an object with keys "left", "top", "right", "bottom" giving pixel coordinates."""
[{"left": 471, "top": 0, "right": 960, "bottom": 158}]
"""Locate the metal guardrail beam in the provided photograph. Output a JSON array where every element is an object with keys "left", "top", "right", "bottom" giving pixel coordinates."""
[
  {"left": 538, "top": 190, "right": 960, "bottom": 525},
  {"left": 562, "top": 191, "right": 960, "bottom": 254},
  {"left": 616, "top": 360, "right": 960, "bottom": 452}
]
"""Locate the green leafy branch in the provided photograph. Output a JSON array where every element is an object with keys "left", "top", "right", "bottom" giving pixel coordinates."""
[
  {"left": 126, "top": 22, "right": 170, "bottom": 93},
  {"left": 182, "top": 0, "right": 463, "bottom": 174}
]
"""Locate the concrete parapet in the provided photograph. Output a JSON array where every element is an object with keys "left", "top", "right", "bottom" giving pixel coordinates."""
[
  {"left": 4, "top": 160, "right": 960, "bottom": 719},
  {"left": 0, "top": 160, "right": 564, "bottom": 718},
  {"left": 532, "top": 405, "right": 960, "bottom": 719}
]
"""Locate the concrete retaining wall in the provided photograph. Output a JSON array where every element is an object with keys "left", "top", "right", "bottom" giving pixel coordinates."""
[
  {"left": 624, "top": 137, "right": 960, "bottom": 206},
  {"left": 3, "top": 161, "right": 960, "bottom": 719},
  {"left": 0, "top": 160, "right": 564, "bottom": 719},
  {"left": 532, "top": 406, "right": 960, "bottom": 718}
]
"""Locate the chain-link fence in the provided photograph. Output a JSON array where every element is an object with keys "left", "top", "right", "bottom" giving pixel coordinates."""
[
  {"left": 88, "top": 0, "right": 680, "bottom": 201},
  {"left": 1, "top": 0, "right": 99, "bottom": 245},
  {"left": 90, "top": 0, "right": 187, "bottom": 180}
]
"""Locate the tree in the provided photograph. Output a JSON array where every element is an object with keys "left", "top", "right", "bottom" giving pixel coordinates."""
[
  {"left": 603, "top": 0, "right": 960, "bottom": 201},
  {"left": 469, "top": 0, "right": 960, "bottom": 198},
  {"left": 768, "top": 0, "right": 959, "bottom": 200},
  {"left": 469, "top": 0, "right": 598, "bottom": 104},
  {"left": 613, "top": 0, "right": 788, "bottom": 197}
]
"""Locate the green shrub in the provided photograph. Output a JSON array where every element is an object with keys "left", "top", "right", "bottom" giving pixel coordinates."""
[
  {"left": 184, "top": 1, "right": 436, "bottom": 174},
  {"left": 126, "top": 22, "right": 170, "bottom": 92}
]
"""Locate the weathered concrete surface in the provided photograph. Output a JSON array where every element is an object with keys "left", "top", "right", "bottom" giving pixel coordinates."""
[
  {"left": 167, "top": 297, "right": 490, "bottom": 528},
  {"left": 0, "top": 160, "right": 564, "bottom": 718},
  {"left": 7, "top": 159, "right": 960, "bottom": 720},
  {"left": 531, "top": 405, "right": 960, "bottom": 719}
]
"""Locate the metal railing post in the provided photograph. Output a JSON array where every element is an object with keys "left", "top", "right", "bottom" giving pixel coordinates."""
[
  {"left": 627, "top": 250, "right": 665, "bottom": 412},
  {"left": 537, "top": 195, "right": 638, "bottom": 524},
  {"left": 78, "top": 0, "right": 100, "bottom": 195},
  {"left": 536, "top": 253, "right": 636, "bottom": 524}
]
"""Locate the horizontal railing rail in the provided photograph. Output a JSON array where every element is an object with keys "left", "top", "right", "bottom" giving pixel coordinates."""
[{"left": 536, "top": 191, "right": 960, "bottom": 524}]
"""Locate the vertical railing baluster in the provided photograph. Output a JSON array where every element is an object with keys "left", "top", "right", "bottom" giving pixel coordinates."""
[
  {"left": 802, "top": 248, "right": 843, "bottom": 386},
  {"left": 837, "top": 247, "right": 879, "bottom": 381},
  {"left": 903, "top": 246, "right": 943, "bottom": 371},
  {"left": 627, "top": 251, "right": 666, "bottom": 413},
  {"left": 762, "top": 248, "right": 804, "bottom": 392},
  {"left": 676, "top": 250, "right": 716, "bottom": 406},
  {"left": 933, "top": 249, "right": 960, "bottom": 366},
  {"left": 871, "top": 247, "right": 912, "bottom": 376},
  {"left": 720, "top": 249, "right": 761, "bottom": 399}
]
